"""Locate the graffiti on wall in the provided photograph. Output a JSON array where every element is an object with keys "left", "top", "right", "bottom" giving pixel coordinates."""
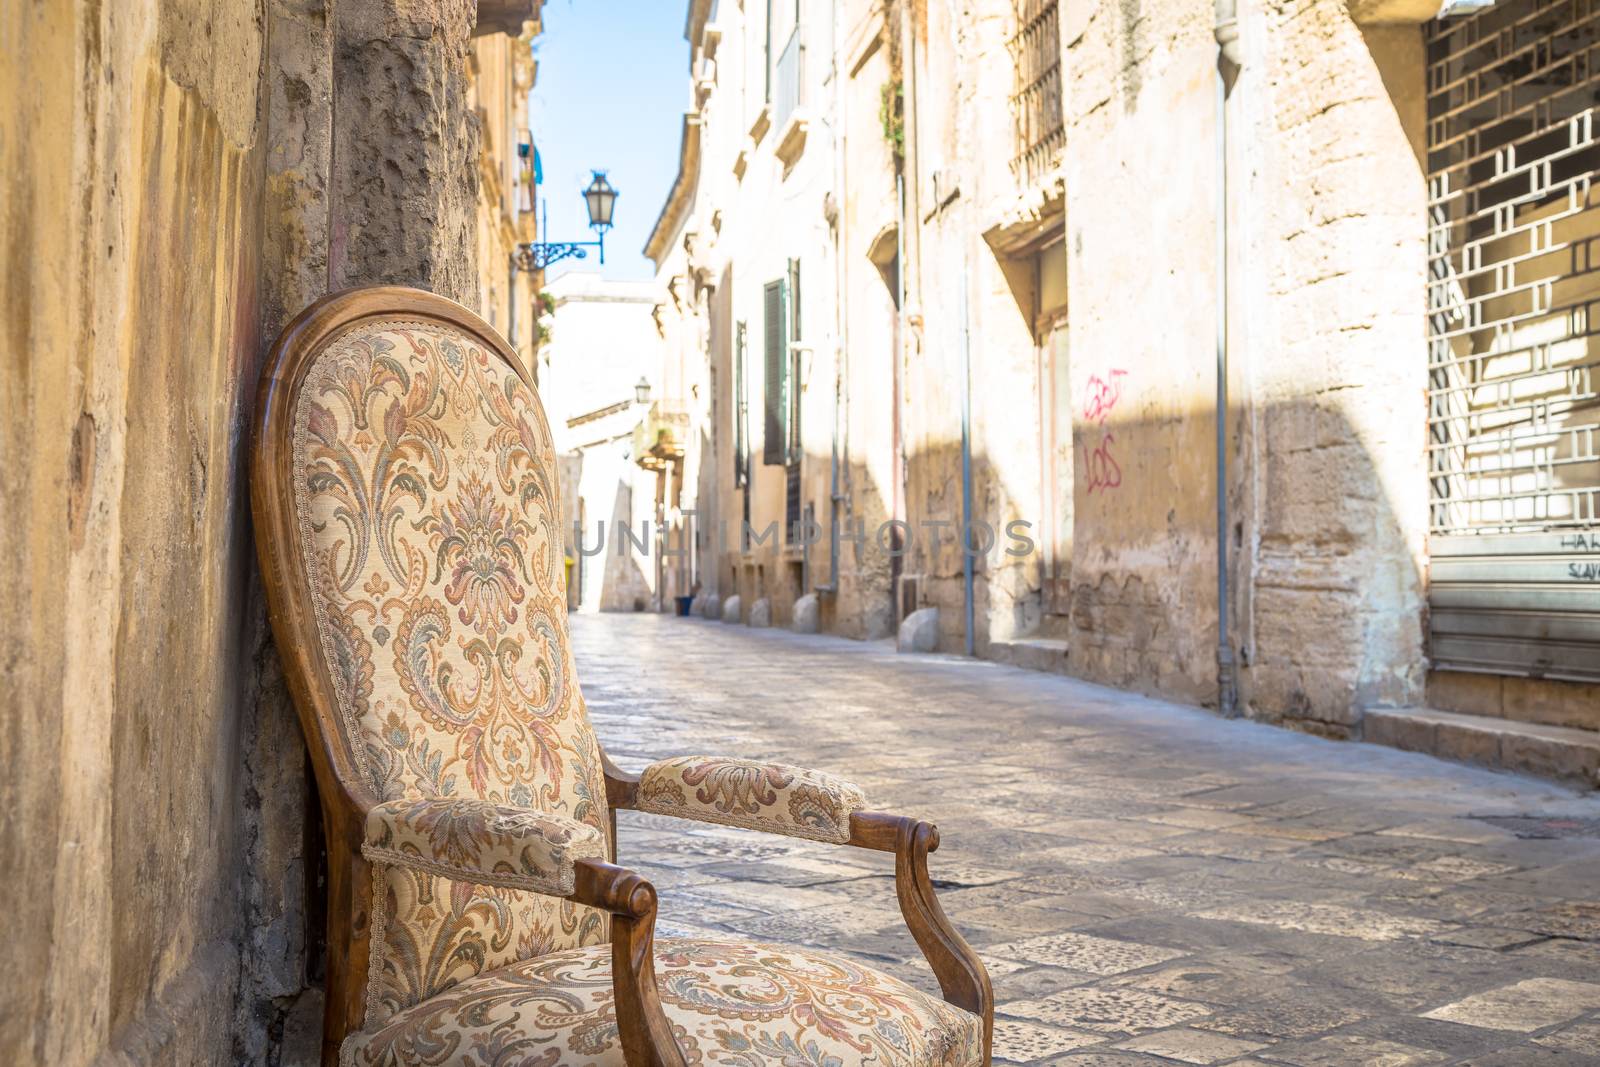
[{"left": 1082, "top": 369, "right": 1127, "bottom": 494}]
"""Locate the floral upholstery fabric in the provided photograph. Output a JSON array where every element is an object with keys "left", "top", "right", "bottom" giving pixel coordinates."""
[
  {"left": 346, "top": 938, "right": 983, "bottom": 1067},
  {"left": 365, "top": 797, "right": 607, "bottom": 895},
  {"left": 291, "top": 320, "right": 613, "bottom": 1020},
  {"left": 637, "top": 756, "right": 867, "bottom": 844}
]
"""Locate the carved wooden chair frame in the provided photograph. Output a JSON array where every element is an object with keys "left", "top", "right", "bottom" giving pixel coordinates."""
[{"left": 251, "top": 286, "right": 993, "bottom": 1066}]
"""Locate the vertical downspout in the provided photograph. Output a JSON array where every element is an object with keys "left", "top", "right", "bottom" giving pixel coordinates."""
[
  {"left": 960, "top": 255, "right": 975, "bottom": 656},
  {"left": 1214, "top": 0, "right": 1242, "bottom": 716},
  {"left": 892, "top": 174, "right": 907, "bottom": 616}
]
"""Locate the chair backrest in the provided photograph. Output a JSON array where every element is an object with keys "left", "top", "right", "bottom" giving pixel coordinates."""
[{"left": 253, "top": 291, "right": 614, "bottom": 1024}]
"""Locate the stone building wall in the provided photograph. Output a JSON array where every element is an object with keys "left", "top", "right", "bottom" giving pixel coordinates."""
[
  {"left": 0, "top": 1, "right": 538, "bottom": 1063},
  {"left": 1062, "top": 0, "right": 1432, "bottom": 729},
  {"left": 898, "top": 0, "right": 1058, "bottom": 656}
]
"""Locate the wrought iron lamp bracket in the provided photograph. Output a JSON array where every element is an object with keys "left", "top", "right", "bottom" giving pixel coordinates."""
[{"left": 514, "top": 240, "right": 604, "bottom": 273}]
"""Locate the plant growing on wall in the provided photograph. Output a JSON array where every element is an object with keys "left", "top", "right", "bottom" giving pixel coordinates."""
[
  {"left": 534, "top": 290, "right": 555, "bottom": 346},
  {"left": 880, "top": 80, "right": 905, "bottom": 162}
]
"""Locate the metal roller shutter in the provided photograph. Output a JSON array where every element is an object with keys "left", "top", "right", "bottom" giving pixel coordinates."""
[{"left": 1426, "top": 0, "right": 1600, "bottom": 680}]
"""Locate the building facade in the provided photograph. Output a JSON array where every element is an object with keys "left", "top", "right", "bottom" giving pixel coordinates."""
[
  {"left": 651, "top": 0, "right": 1600, "bottom": 782},
  {"left": 539, "top": 272, "right": 662, "bottom": 613},
  {"left": 1, "top": 2, "right": 553, "bottom": 1062}
]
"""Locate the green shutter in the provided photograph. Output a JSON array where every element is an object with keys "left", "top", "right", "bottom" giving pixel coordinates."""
[{"left": 762, "top": 279, "right": 788, "bottom": 466}]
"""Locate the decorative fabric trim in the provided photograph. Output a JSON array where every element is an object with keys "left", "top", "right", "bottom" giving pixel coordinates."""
[
  {"left": 346, "top": 937, "right": 984, "bottom": 1067},
  {"left": 635, "top": 755, "right": 867, "bottom": 844},
  {"left": 363, "top": 796, "right": 606, "bottom": 896},
  {"left": 362, "top": 858, "right": 390, "bottom": 1047}
]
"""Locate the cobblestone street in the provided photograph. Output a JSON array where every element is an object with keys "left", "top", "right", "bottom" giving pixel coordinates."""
[{"left": 576, "top": 614, "right": 1600, "bottom": 1066}]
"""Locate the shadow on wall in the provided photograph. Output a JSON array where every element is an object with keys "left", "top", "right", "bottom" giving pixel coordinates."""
[
  {"left": 727, "top": 397, "right": 1427, "bottom": 740},
  {"left": 1071, "top": 399, "right": 1425, "bottom": 738}
]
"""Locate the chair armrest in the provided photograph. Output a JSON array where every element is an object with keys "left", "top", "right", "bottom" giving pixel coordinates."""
[
  {"left": 632, "top": 755, "right": 868, "bottom": 844},
  {"left": 362, "top": 796, "right": 607, "bottom": 896}
]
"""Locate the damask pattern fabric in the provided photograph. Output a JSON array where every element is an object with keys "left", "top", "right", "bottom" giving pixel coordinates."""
[
  {"left": 636, "top": 756, "right": 867, "bottom": 844},
  {"left": 364, "top": 796, "right": 607, "bottom": 895},
  {"left": 369, "top": 864, "right": 610, "bottom": 1030},
  {"left": 291, "top": 320, "right": 613, "bottom": 1018},
  {"left": 346, "top": 938, "right": 984, "bottom": 1067}
]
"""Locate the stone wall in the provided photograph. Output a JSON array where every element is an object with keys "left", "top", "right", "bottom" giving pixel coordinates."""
[
  {"left": 1, "top": 1, "right": 513, "bottom": 1062},
  {"left": 1062, "top": 0, "right": 1430, "bottom": 729},
  {"left": 2, "top": 1, "right": 269, "bottom": 1060}
]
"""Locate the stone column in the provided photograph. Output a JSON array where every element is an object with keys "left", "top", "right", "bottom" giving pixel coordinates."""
[{"left": 328, "top": 0, "right": 482, "bottom": 304}]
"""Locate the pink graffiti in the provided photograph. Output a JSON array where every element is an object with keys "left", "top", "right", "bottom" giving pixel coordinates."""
[
  {"left": 1082, "top": 369, "right": 1128, "bottom": 427},
  {"left": 1085, "top": 432, "right": 1122, "bottom": 494},
  {"left": 1082, "top": 370, "right": 1128, "bottom": 493}
]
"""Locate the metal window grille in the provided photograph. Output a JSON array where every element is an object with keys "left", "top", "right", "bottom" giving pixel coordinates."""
[
  {"left": 1009, "top": 0, "right": 1064, "bottom": 185},
  {"left": 1426, "top": 0, "right": 1600, "bottom": 681}
]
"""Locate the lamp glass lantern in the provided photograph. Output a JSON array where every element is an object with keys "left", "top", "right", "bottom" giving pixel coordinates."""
[
  {"left": 583, "top": 171, "right": 618, "bottom": 232},
  {"left": 634, "top": 376, "right": 652, "bottom": 405}
]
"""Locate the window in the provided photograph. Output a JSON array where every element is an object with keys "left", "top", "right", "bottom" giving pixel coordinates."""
[{"left": 1010, "top": 0, "right": 1063, "bottom": 185}]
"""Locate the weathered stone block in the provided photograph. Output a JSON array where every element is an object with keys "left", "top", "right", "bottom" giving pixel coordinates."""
[
  {"left": 749, "top": 597, "right": 772, "bottom": 628},
  {"left": 792, "top": 594, "right": 819, "bottom": 634},
  {"left": 721, "top": 595, "right": 742, "bottom": 623},
  {"left": 899, "top": 607, "right": 940, "bottom": 654}
]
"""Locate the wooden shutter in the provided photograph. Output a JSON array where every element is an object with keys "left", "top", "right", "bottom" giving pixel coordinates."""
[{"left": 762, "top": 279, "right": 787, "bottom": 465}]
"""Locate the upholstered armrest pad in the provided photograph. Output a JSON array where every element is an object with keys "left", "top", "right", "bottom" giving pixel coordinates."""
[
  {"left": 362, "top": 797, "right": 606, "bottom": 895},
  {"left": 635, "top": 755, "right": 867, "bottom": 844}
]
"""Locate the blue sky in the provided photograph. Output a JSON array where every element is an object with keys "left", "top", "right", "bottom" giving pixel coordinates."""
[{"left": 531, "top": 1, "right": 689, "bottom": 282}]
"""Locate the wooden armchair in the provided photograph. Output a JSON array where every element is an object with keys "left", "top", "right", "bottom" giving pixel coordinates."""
[{"left": 251, "top": 287, "right": 993, "bottom": 1066}]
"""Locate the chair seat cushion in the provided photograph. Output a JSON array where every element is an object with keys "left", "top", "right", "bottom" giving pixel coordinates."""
[{"left": 346, "top": 937, "right": 984, "bottom": 1067}]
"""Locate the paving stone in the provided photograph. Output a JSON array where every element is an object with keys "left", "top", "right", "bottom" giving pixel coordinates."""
[
  {"left": 1004, "top": 987, "right": 1213, "bottom": 1034},
  {"left": 1428, "top": 927, "right": 1548, "bottom": 951},
  {"left": 1254, "top": 1033, "right": 1448, "bottom": 1066},
  {"left": 1422, "top": 977, "right": 1600, "bottom": 1032},
  {"left": 1111, "top": 961, "right": 1301, "bottom": 1005},
  {"left": 1113, "top": 1028, "right": 1268, "bottom": 1063},
  {"left": 1195, "top": 900, "right": 1447, "bottom": 942},
  {"left": 992, "top": 1019, "right": 1105, "bottom": 1062},
  {"left": 572, "top": 616, "right": 1600, "bottom": 1058},
  {"left": 1533, "top": 1019, "right": 1600, "bottom": 1053},
  {"left": 987, "top": 931, "right": 1190, "bottom": 975},
  {"left": 1192, "top": 993, "right": 1370, "bottom": 1040},
  {"left": 995, "top": 966, "right": 1101, "bottom": 1001}
]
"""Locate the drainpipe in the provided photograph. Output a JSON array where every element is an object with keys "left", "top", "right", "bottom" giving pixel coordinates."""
[
  {"left": 960, "top": 254, "right": 975, "bottom": 657},
  {"left": 1214, "top": 0, "right": 1242, "bottom": 716}
]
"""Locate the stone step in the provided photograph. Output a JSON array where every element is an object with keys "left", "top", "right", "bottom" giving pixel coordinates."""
[
  {"left": 1365, "top": 705, "right": 1600, "bottom": 789},
  {"left": 986, "top": 636, "right": 1071, "bottom": 675}
]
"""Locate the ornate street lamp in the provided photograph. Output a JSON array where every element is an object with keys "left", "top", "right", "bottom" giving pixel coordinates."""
[
  {"left": 634, "top": 376, "right": 652, "bottom": 405},
  {"left": 515, "top": 170, "right": 619, "bottom": 272}
]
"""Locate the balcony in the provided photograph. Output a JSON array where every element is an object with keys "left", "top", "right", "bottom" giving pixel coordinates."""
[
  {"left": 772, "top": 26, "right": 808, "bottom": 166},
  {"left": 631, "top": 400, "right": 691, "bottom": 471}
]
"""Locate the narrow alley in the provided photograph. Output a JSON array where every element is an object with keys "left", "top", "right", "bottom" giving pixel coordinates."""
[{"left": 580, "top": 615, "right": 1600, "bottom": 1066}]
